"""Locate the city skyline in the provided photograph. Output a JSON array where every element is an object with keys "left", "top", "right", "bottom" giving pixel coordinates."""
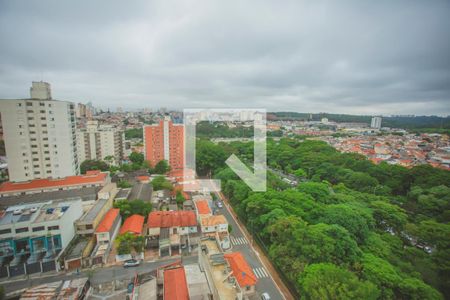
[{"left": 1, "top": 1, "right": 449, "bottom": 115}]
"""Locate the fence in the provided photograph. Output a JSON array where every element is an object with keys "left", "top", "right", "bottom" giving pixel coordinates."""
[{"left": 0, "top": 259, "right": 57, "bottom": 279}]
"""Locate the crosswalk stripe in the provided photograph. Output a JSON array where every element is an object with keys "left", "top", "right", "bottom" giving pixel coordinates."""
[
  {"left": 254, "top": 268, "right": 262, "bottom": 278},
  {"left": 252, "top": 267, "right": 269, "bottom": 278},
  {"left": 231, "top": 236, "right": 248, "bottom": 245}
]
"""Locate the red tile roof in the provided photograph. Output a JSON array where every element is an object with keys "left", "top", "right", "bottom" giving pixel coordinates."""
[
  {"left": 147, "top": 211, "right": 197, "bottom": 228},
  {"left": 224, "top": 252, "right": 257, "bottom": 287},
  {"left": 120, "top": 214, "right": 145, "bottom": 235},
  {"left": 196, "top": 200, "right": 210, "bottom": 215},
  {"left": 96, "top": 208, "right": 120, "bottom": 233},
  {"left": 136, "top": 176, "right": 150, "bottom": 182},
  {"left": 0, "top": 171, "right": 107, "bottom": 193},
  {"left": 164, "top": 266, "right": 189, "bottom": 300}
]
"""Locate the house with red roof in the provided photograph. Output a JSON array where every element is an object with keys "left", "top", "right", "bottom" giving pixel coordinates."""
[
  {"left": 163, "top": 266, "right": 189, "bottom": 300},
  {"left": 224, "top": 252, "right": 258, "bottom": 296},
  {"left": 95, "top": 208, "right": 121, "bottom": 244},
  {"left": 119, "top": 214, "right": 145, "bottom": 236},
  {"left": 195, "top": 200, "right": 211, "bottom": 218},
  {"left": 0, "top": 170, "right": 109, "bottom": 197},
  {"left": 92, "top": 208, "right": 121, "bottom": 265},
  {"left": 147, "top": 211, "right": 197, "bottom": 257},
  {"left": 136, "top": 175, "right": 150, "bottom": 183}
]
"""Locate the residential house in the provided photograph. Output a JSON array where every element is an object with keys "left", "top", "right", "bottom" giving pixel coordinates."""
[
  {"left": 147, "top": 211, "right": 197, "bottom": 257},
  {"left": 224, "top": 252, "right": 257, "bottom": 296},
  {"left": 119, "top": 214, "right": 145, "bottom": 236}
]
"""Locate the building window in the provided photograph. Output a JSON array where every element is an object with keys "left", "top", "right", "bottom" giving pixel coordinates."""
[
  {"left": 32, "top": 226, "right": 45, "bottom": 232},
  {"left": 15, "top": 227, "right": 29, "bottom": 233},
  {"left": 0, "top": 229, "right": 11, "bottom": 235},
  {"left": 48, "top": 226, "right": 59, "bottom": 231}
]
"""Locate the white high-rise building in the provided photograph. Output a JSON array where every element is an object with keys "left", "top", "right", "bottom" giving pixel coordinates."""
[
  {"left": 76, "top": 120, "right": 124, "bottom": 164},
  {"left": 371, "top": 116, "right": 382, "bottom": 129},
  {"left": 0, "top": 82, "right": 79, "bottom": 182}
]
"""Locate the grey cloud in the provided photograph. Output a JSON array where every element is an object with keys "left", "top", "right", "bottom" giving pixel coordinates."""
[{"left": 0, "top": 0, "right": 449, "bottom": 115}]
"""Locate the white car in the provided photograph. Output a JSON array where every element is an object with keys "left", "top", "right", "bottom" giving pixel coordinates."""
[
  {"left": 261, "top": 293, "right": 271, "bottom": 300},
  {"left": 123, "top": 259, "right": 140, "bottom": 268},
  {"left": 217, "top": 201, "right": 223, "bottom": 208}
]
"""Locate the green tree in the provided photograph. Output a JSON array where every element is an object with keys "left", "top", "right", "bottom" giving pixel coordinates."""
[
  {"left": 293, "top": 168, "right": 307, "bottom": 178},
  {"left": 319, "top": 204, "right": 374, "bottom": 244},
  {"left": 129, "top": 152, "right": 144, "bottom": 165},
  {"left": 114, "top": 200, "right": 152, "bottom": 219},
  {"left": 80, "top": 159, "right": 108, "bottom": 174},
  {"left": 154, "top": 160, "right": 171, "bottom": 174},
  {"left": 370, "top": 201, "right": 408, "bottom": 233},
  {"left": 117, "top": 180, "right": 132, "bottom": 188},
  {"left": 151, "top": 176, "right": 173, "bottom": 191},
  {"left": 196, "top": 139, "right": 227, "bottom": 176},
  {"left": 175, "top": 190, "right": 185, "bottom": 206},
  {"left": 116, "top": 232, "right": 145, "bottom": 255},
  {"left": 298, "top": 263, "right": 380, "bottom": 300}
]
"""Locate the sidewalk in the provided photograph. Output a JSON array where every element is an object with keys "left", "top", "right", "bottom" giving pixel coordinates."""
[{"left": 218, "top": 191, "right": 296, "bottom": 300}]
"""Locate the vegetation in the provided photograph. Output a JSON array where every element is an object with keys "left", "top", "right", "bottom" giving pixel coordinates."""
[
  {"left": 272, "top": 112, "right": 450, "bottom": 130},
  {"left": 196, "top": 121, "right": 254, "bottom": 138},
  {"left": 153, "top": 160, "right": 171, "bottom": 174},
  {"left": 80, "top": 159, "right": 109, "bottom": 174},
  {"left": 125, "top": 128, "right": 143, "bottom": 139},
  {"left": 114, "top": 199, "right": 152, "bottom": 219},
  {"left": 196, "top": 137, "right": 450, "bottom": 299},
  {"left": 151, "top": 175, "right": 173, "bottom": 191},
  {"left": 175, "top": 190, "right": 185, "bottom": 207},
  {"left": 116, "top": 232, "right": 145, "bottom": 255},
  {"left": 117, "top": 180, "right": 132, "bottom": 189}
]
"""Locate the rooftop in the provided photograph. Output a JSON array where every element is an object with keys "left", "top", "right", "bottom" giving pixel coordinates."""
[
  {"left": 164, "top": 266, "right": 189, "bottom": 300},
  {"left": 201, "top": 215, "right": 228, "bottom": 227},
  {"left": 0, "top": 200, "right": 78, "bottom": 226},
  {"left": 120, "top": 214, "right": 144, "bottom": 235},
  {"left": 0, "top": 187, "right": 99, "bottom": 209},
  {"left": 147, "top": 211, "right": 197, "bottom": 228},
  {"left": 195, "top": 200, "right": 211, "bottom": 215},
  {"left": 0, "top": 171, "right": 107, "bottom": 194},
  {"left": 224, "top": 252, "right": 257, "bottom": 288},
  {"left": 78, "top": 198, "right": 108, "bottom": 223},
  {"left": 95, "top": 208, "right": 120, "bottom": 233}
]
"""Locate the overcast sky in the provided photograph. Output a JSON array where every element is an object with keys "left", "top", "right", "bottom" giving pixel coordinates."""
[{"left": 0, "top": 1, "right": 449, "bottom": 115}]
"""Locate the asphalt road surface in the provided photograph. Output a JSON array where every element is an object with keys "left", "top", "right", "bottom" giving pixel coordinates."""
[
  {"left": 215, "top": 192, "right": 286, "bottom": 300},
  {"left": 3, "top": 256, "right": 198, "bottom": 297}
]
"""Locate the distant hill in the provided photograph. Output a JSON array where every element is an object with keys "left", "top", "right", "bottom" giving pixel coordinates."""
[{"left": 270, "top": 112, "right": 450, "bottom": 130}]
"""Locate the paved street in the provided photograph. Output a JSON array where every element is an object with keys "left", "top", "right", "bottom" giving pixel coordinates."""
[
  {"left": 2, "top": 256, "right": 198, "bottom": 296},
  {"left": 128, "top": 182, "right": 153, "bottom": 201},
  {"left": 215, "top": 192, "right": 289, "bottom": 300}
]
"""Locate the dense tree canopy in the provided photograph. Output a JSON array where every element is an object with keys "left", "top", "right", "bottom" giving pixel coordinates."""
[
  {"left": 200, "top": 138, "right": 449, "bottom": 299},
  {"left": 80, "top": 159, "right": 109, "bottom": 174},
  {"left": 114, "top": 200, "right": 152, "bottom": 219}
]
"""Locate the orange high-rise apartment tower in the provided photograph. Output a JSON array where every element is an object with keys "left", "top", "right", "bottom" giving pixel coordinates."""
[{"left": 143, "top": 117, "right": 184, "bottom": 170}]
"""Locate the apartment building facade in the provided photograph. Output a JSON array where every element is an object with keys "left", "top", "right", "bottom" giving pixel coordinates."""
[
  {"left": 143, "top": 117, "right": 184, "bottom": 170},
  {"left": 0, "top": 82, "right": 79, "bottom": 182},
  {"left": 76, "top": 120, "right": 124, "bottom": 164}
]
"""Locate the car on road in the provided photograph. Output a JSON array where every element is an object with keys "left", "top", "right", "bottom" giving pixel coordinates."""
[
  {"left": 261, "top": 292, "right": 271, "bottom": 300},
  {"left": 123, "top": 259, "right": 140, "bottom": 268},
  {"left": 217, "top": 201, "right": 223, "bottom": 208}
]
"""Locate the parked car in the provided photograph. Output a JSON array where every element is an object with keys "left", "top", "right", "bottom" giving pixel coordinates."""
[
  {"left": 261, "top": 293, "right": 271, "bottom": 300},
  {"left": 217, "top": 201, "right": 223, "bottom": 208},
  {"left": 123, "top": 259, "right": 140, "bottom": 268}
]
